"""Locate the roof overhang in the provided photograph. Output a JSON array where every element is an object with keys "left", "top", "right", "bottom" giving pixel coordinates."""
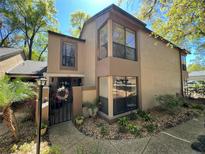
[
  {"left": 6, "top": 73, "right": 43, "bottom": 78},
  {"left": 46, "top": 73, "right": 85, "bottom": 78}
]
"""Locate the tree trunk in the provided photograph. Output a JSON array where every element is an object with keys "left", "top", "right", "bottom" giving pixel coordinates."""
[
  {"left": 28, "top": 44, "right": 32, "bottom": 60},
  {"left": 2, "top": 106, "right": 19, "bottom": 140}
]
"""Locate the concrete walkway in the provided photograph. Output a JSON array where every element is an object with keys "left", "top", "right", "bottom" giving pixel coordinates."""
[{"left": 49, "top": 117, "right": 205, "bottom": 154}]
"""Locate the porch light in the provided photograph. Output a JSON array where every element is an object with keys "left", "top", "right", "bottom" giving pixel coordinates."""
[
  {"left": 36, "top": 77, "right": 47, "bottom": 154},
  {"left": 36, "top": 77, "right": 47, "bottom": 86}
]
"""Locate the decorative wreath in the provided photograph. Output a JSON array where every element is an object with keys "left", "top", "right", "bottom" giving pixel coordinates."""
[{"left": 56, "top": 86, "right": 69, "bottom": 100}]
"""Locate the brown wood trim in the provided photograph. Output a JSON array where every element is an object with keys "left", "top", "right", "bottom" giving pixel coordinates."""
[
  {"left": 60, "top": 39, "right": 78, "bottom": 71},
  {"left": 48, "top": 30, "right": 85, "bottom": 42}
]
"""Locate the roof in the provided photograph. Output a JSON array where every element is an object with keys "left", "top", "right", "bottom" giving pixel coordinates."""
[
  {"left": 189, "top": 71, "right": 205, "bottom": 77},
  {"left": 0, "top": 48, "right": 23, "bottom": 60},
  {"left": 6, "top": 60, "right": 47, "bottom": 77},
  {"left": 188, "top": 71, "right": 205, "bottom": 81},
  {"left": 48, "top": 30, "right": 86, "bottom": 42},
  {"left": 80, "top": 4, "right": 190, "bottom": 54}
]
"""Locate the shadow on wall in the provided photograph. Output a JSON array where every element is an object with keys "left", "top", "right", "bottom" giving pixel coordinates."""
[{"left": 191, "top": 135, "right": 205, "bottom": 152}]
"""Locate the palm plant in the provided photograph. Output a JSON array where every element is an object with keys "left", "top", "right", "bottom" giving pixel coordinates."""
[{"left": 0, "top": 76, "right": 35, "bottom": 140}]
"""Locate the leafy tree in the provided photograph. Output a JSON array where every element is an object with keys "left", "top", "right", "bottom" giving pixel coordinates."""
[
  {"left": 118, "top": 0, "right": 205, "bottom": 62},
  {"left": 0, "top": 14, "right": 19, "bottom": 47},
  {"left": 187, "top": 63, "right": 205, "bottom": 72},
  {"left": 0, "top": 0, "right": 57, "bottom": 60},
  {"left": 70, "top": 11, "right": 90, "bottom": 37},
  {"left": 0, "top": 76, "right": 35, "bottom": 140}
]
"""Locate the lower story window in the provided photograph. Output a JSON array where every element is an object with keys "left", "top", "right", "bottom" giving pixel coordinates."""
[
  {"left": 99, "top": 77, "right": 108, "bottom": 115},
  {"left": 113, "top": 76, "right": 137, "bottom": 115}
]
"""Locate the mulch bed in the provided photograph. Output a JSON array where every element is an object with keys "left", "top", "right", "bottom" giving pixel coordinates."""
[{"left": 76, "top": 106, "right": 204, "bottom": 140}]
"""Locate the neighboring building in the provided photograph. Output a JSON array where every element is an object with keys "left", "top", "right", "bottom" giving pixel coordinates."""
[
  {"left": 6, "top": 60, "right": 47, "bottom": 81},
  {"left": 188, "top": 71, "right": 205, "bottom": 81},
  {"left": 47, "top": 4, "right": 189, "bottom": 121},
  {"left": 0, "top": 48, "right": 25, "bottom": 77}
]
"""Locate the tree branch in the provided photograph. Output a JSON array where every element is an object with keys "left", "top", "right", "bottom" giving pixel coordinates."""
[{"left": 38, "top": 44, "right": 48, "bottom": 61}]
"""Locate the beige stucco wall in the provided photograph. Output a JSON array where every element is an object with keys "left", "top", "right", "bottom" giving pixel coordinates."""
[
  {"left": 80, "top": 22, "right": 96, "bottom": 86},
  {"left": 0, "top": 53, "right": 24, "bottom": 77},
  {"left": 72, "top": 86, "right": 82, "bottom": 117},
  {"left": 47, "top": 34, "right": 86, "bottom": 80},
  {"left": 82, "top": 87, "right": 97, "bottom": 103},
  {"left": 139, "top": 30, "right": 181, "bottom": 110}
]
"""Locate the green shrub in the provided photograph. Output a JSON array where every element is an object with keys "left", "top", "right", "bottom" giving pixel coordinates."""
[
  {"left": 191, "top": 104, "right": 205, "bottom": 111},
  {"left": 137, "top": 110, "right": 152, "bottom": 121},
  {"left": 118, "top": 117, "right": 129, "bottom": 127},
  {"left": 41, "top": 122, "right": 47, "bottom": 129},
  {"left": 100, "top": 125, "right": 108, "bottom": 136},
  {"left": 127, "top": 124, "right": 140, "bottom": 136},
  {"left": 118, "top": 117, "right": 129, "bottom": 133},
  {"left": 75, "top": 115, "right": 85, "bottom": 126},
  {"left": 155, "top": 94, "right": 185, "bottom": 113},
  {"left": 144, "top": 123, "right": 157, "bottom": 133},
  {"left": 128, "top": 112, "right": 139, "bottom": 120}
]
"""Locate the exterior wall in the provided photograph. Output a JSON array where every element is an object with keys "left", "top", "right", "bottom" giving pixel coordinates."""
[
  {"left": 97, "top": 57, "right": 140, "bottom": 76},
  {"left": 0, "top": 53, "right": 24, "bottom": 77},
  {"left": 81, "top": 12, "right": 110, "bottom": 88},
  {"left": 80, "top": 21, "right": 96, "bottom": 86},
  {"left": 47, "top": 34, "right": 87, "bottom": 82},
  {"left": 35, "top": 86, "right": 49, "bottom": 124},
  {"left": 82, "top": 86, "right": 96, "bottom": 103},
  {"left": 139, "top": 30, "right": 181, "bottom": 110},
  {"left": 72, "top": 86, "right": 82, "bottom": 117}
]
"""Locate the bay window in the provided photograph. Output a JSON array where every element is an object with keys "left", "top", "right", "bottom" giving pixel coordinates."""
[
  {"left": 112, "top": 22, "right": 136, "bottom": 61},
  {"left": 99, "top": 23, "right": 108, "bottom": 60},
  {"left": 113, "top": 76, "right": 137, "bottom": 115}
]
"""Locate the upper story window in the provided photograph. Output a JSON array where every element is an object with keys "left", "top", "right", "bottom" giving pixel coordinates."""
[
  {"left": 112, "top": 22, "right": 136, "bottom": 61},
  {"left": 99, "top": 23, "right": 108, "bottom": 60},
  {"left": 62, "top": 42, "right": 75, "bottom": 67},
  {"left": 181, "top": 55, "right": 186, "bottom": 71}
]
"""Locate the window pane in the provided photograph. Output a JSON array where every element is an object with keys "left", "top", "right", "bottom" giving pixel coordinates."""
[
  {"left": 112, "top": 23, "right": 124, "bottom": 45},
  {"left": 113, "top": 77, "right": 126, "bottom": 99},
  {"left": 126, "top": 47, "right": 136, "bottom": 61},
  {"left": 113, "top": 42, "right": 125, "bottom": 58},
  {"left": 99, "top": 23, "right": 108, "bottom": 60},
  {"left": 99, "top": 43, "right": 108, "bottom": 59},
  {"left": 62, "top": 43, "right": 75, "bottom": 67},
  {"left": 113, "top": 76, "right": 137, "bottom": 115},
  {"left": 126, "top": 29, "right": 135, "bottom": 48},
  {"left": 113, "top": 77, "right": 127, "bottom": 115},
  {"left": 99, "top": 77, "right": 108, "bottom": 115},
  {"left": 126, "top": 77, "right": 137, "bottom": 109}
]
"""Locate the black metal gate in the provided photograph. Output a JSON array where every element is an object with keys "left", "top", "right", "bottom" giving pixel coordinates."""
[{"left": 49, "top": 86, "right": 72, "bottom": 126}]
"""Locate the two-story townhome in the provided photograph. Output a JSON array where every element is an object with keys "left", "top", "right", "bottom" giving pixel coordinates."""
[{"left": 46, "top": 4, "right": 189, "bottom": 123}]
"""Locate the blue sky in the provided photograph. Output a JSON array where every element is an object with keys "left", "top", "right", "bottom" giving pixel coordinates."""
[
  {"left": 55, "top": 0, "right": 193, "bottom": 64},
  {"left": 55, "top": 0, "right": 140, "bottom": 35}
]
